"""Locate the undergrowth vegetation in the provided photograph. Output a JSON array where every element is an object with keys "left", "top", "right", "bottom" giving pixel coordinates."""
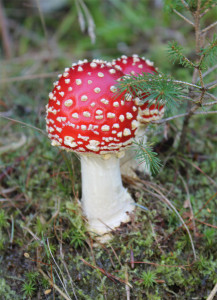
[{"left": 0, "top": 0, "right": 217, "bottom": 299}]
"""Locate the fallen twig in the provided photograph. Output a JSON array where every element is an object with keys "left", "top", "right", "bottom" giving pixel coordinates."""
[{"left": 38, "top": 269, "right": 72, "bottom": 300}]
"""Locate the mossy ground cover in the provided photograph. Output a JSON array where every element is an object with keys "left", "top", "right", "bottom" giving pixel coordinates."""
[
  {"left": 1, "top": 1, "right": 217, "bottom": 299},
  {"left": 1, "top": 87, "right": 217, "bottom": 299}
]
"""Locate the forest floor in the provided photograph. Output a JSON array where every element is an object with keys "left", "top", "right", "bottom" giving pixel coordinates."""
[
  {"left": 0, "top": 68, "right": 217, "bottom": 299},
  {"left": 1, "top": 1, "right": 217, "bottom": 299}
]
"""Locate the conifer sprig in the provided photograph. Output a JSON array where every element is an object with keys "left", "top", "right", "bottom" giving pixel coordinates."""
[
  {"left": 168, "top": 41, "right": 196, "bottom": 68},
  {"left": 117, "top": 72, "right": 185, "bottom": 113},
  {"left": 132, "top": 138, "right": 162, "bottom": 175},
  {"left": 200, "top": 35, "right": 217, "bottom": 67}
]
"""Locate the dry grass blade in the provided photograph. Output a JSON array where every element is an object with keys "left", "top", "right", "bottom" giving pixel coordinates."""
[
  {"left": 0, "top": 72, "right": 58, "bottom": 84},
  {"left": 146, "top": 182, "right": 197, "bottom": 260},
  {"left": 77, "top": 0, "right": 96, "bottom": 44},
  {"left": 47, "top": 239, "right": 72, "bottom": 299},
  {"left": 179, "top": 174, "right": 196, "bottom": 236},
  {"left": 35, "top": 0, "right": 50, "bottom": 50},
  {"left": 180, "top": 157, "right": 217, "bottom": 188},
  {"left": 38, "top": 269, "right": 71, "bottom": 300},
  {"left": 129, "top": 260, "right": 194, "bottom": 270},
  {"left": 80, "top": 258, "right": 133, "bottom": 288},
  {"left": 207, "top": 282, "right": 217, "bottom": 300},
  {"left": 0, "top": 115, "right": 46, "bottom": 135}
]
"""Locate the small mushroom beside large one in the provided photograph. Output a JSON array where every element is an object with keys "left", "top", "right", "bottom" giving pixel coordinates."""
[
  {"left": 46, "top": 59, "right": 139, "bottom": 235},
  {"left": 112, "top": 55, "right": 164, "bottom": 176}
]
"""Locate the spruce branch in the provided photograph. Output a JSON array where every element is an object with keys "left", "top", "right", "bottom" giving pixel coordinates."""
[
  {"left": 132, "top": 138, "right": 162, "bottom": 175},
  {"left": 201, "top": 21, "right": 217, "bottom": 34},
  {"left": 200, "top": 0, "right": 217, "bottom": 17},
  {"left": 196, "top": 64, "right": 217, "bottom": 81},
  {"left": 117, "top": 73, "right": 185, "bottom": 113},
  {"left": 199, "top": 34, "right": 217, "bottom": 66},
  {"left": 152, "top": 110, "right": 217, "bottom": 124},
  {"left": 173, "top": 9, "right": 194, "bottom": 26},
  {"left": 168, "top": 41, "right": 196, "bottom": 68}
]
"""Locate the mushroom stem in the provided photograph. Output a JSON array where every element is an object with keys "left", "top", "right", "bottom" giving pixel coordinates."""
[{"left": 80, "top": 154, "right": 135, "bottom": 234}]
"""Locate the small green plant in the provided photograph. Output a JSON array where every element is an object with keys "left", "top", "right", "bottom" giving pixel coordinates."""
[
  {"left": 25, "top": 271, "right": 39, "bottom": 283},
  {"left": 70, "top": 228, "right": 86, "bottom": 248},
  {"left": 141, "top": 270, "right": 157, "bottom": 288},
  {"left": 22, "top": 281, "right": 36, "bottom": 297}
]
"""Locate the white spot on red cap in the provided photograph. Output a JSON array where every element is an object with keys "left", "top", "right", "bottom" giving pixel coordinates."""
[
  {"left": 72, "top": 113, "right": 78, "bottom": 118},
  {"left": 96, "top": 109, "right": 103, "bottom": 115},
  {"left": 90, "top": 62, "right": 97, "bottom": 68},
  {"left": 81, "top": 95, "right": 88, "bottom": 101},
  {"left": 94, "top": 87, "right": 101, "bottom": 93},
  {"left": 119, "top": 115, "right": 125, "bottom": 122},
  {"left": 113, "top": 123, "right": 119, "bottom": 128},
  {"left": 78, "top": 134, "right": 89, "bottom": 141},
  {"left": 131, "top": 120, "right": 139, "bottom": 130},
  {"left": 49, "top": 92, "right": 54, "bottom": 99},
  {"left": 64, "top": 99, "right": 73, "bottom": 107},
  {"left": 56, "top": 127, "right": 62, "bottom": 133},
  {"left": 65, "top": 79, "right": 70, "bottom": 84},
  {"left": 146, "top": 59, "right": 154, "bottom": 66},
  {"left": 113, "top": 102, "right": 119, "bottom": 107},
  {"left": 68, "top": 87, "right": 73, "bottom": 91},
  {"left": 78, "top": 66, "right": 83, "bottom": 71},
  {"left": 88, "top": 80, "right": 92, "bottom": 84},
  {"left": 101, "top": 125, "right": 110, "bottom": 131},
  {"left": 51, "top": 140, "right": 61, "bottom": 146},
  {"left": 126, "top": 112, "right": 133, "bottom": 119},
  {"left": 76, "top": 79, "right": 82, "bottom": 85},
  {"left": 57, "top": 117, "right": 66, "bottom": 122},
  {"left": 81, "top": 125, "right": 87, "bottom": 130},
  {"left": 123, "top": 128, "right": 131, "bottom": 136},
  {"left": 59, "top": 92, "right": 64, "bottom": 97},
  {"left": 98, "top": 72, "right": 104, "bottom": 77},
  {"left": 109, "top": 69, "right": 116, "bottom": 74},
  {"left": 100, "top": 98, "right": 109, "bottom": 105},
  {"left": 110, "top": 86, "right": 117, "bottom": 93},
  {"left": 107, "top": 113, "right": 115, "bottom": 118},
  {"left": 83, "top": 111, "right": 91, "bottom": 117}
]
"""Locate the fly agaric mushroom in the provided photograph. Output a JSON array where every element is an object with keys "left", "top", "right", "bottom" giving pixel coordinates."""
[
  {"left": 112, "top": 55, "right": 165, "bottom": 176},
  {"left": 46, "top": 59, "right": 139, "bottom": 235}
]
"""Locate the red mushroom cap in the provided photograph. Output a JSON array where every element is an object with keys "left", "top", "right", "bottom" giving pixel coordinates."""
[
  {"left": 112, "top": 55, "right": 164, "bottom": 123},
  {"left": 46, "top": 59, "right": 139, "bottom": 155}
]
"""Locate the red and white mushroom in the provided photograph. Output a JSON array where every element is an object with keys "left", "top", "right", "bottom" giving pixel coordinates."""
[
  {"left": 112, "top": 55, "right": 165, "bottom": 175},
  {"left": 46, "top": 59, "right": 139, "bottom": 235}
]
